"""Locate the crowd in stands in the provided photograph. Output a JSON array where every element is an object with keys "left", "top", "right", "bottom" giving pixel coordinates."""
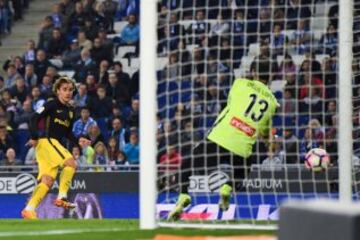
[
  {"left": 0, "top": 0, "right": 31, "bottom": 45},
  {"left": 0, "top": 0, "right": 360, "bottom": 172},
  {"left": 156, "top": 0, "right": 359, "bottom": 170},
  {"left": 0, "top": 0, "right": 141, "bottom": 171}
]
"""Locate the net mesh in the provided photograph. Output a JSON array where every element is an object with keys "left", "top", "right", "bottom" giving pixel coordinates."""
[{"left": 154, "top": 0, "right": 356, "bottom": 227}]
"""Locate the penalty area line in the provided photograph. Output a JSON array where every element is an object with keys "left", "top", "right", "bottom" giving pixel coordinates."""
[{"left": 0, "top": 227, "right": 138, "bottom": 237}]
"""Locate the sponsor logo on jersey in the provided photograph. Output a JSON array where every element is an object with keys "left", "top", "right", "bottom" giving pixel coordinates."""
[
  {"left": 230, "top": 117, "right": 256, "bottom": 136},
  {"left": 54, "top": 118, "right": 70, "bottom": 127}
]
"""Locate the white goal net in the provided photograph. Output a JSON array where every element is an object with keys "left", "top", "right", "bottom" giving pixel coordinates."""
[{"left": 149, "top": 0, "right": 358, "bottom": 228}]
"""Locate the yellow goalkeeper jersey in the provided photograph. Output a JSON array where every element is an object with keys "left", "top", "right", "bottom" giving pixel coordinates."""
[{"left": 207, "top": 78, "right": 278, "bottom": 158}]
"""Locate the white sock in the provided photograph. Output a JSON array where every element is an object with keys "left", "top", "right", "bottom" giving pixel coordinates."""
[{"left": 57, "top": 193, "right": 67, "bottom": 200}]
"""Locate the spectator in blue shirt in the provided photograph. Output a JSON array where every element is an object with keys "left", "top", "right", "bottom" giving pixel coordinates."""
[
  {"left": 73, "top": 106, "right": 97, "bottom": 138},
  {"left": 73, "top": 83, "right": 90, "bottom": 110},
  {"left": 271, "top": 24, "right": 288, "bottom": 56},
  {"left": 116, "top": 13, "right": 139, "bottom": 46},
  {"left": 123, "top": 131, "right": 139, "bottom": 164},
  {"left": 110, "top": 117, "right": 126, "bottom": 151}
]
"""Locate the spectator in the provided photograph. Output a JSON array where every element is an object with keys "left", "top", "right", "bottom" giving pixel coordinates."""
[
  {"left": 79, "top": 138, "right": 95, "bottom": 168},
  {"left": 85, "top": 74, "right": 98, "bottom": 97},
  {"left": 72, "top": 106, "right": 97, "bottom": 138},
  {"left": 51, "top": 3, "right": 66, "bottom": 31},
  {"left": 73, "top": 83, "right": 90, "bottom": 109},
  {"left": 14, "top": 99, "right": 32, "bottom": 130},
  {"left": 72, "top": 145, "right": 87, "bottom": 168},
  {"left": 93, "top": 2, "right": 108, "bottom": 31},
  {"left": 74, "top": 48, "right": 97, "bottom": 83},
  {"left": 290, "top": 19, "right": 311, "bottom": 54},
  {"left": 1, "top": 89, "right": 18, "bottom": 114},
  {"left": 318, "top": 24, "right": 338, "bottom": 55},
  {"left": 0, "top": 76, "right": 5, "bottom": 93},
  {"left": 47, "top": 28, "right": 67, "bottom": 58},
  {"left": 231, "top": 9, "right": 245, "bottom": 67},
  {"left": 38, "top": 16, "right": 54, "bottom": 51},
  {"left": 107, "top": 72, "right": 130, "bottom": 106},
  {"left": 209, "top": 11, "right": 230, "bottom": 47},
  {"left": 123, "top": 131, "right": 139, "bottom": 164},
  {"left": 87, "top": 124, "right": 104, "bottom": 147},
  {"left": 97, "top": 60, "right": 110, "bottom": 85},
  {"left": 322, "top": 57, "right": 337, "bottom": 99},
  {"left": 270, "top": 23, "right": 287, "bottom": 56},
  {"left": 300, "top": 127, "right": 320, "bottom": 161},
  {"left": 115, "top": 13, "right": 139, "bottom": 54},
  {"left": 23, "top": 63, "right": 38, "bottom": 87},
  {"left": 24, "top": 147, "right": 36, "bottom": 165},
  {"left": 282, "top": 128, "right": 299, "bottom": 164},
  {"left": 299, "top": 72, "right": 324, "bottom": 100},
  {"left": 109, "top": 117, "right": 126, "bottom": 151},
  {"left": 159, "top": 145, "right": 182, "bottom": 171},
  {"left": 281, "top": 88, "right": 296, "bottom": 114},
  {"left": 180, "top": 120, "right": 201, "bottom": 157},
  {"left": 0, "top": 125, "right": 14, "bottom": 158},
  {"left": 88, "top": 85, "right": 112, "bottom": 119},
  {"left": 77, "top": 30, "right": 92, "bottom": 51},
  {"left": 187, "top": 10, "right": 209, "bottom": 45},
  {"left": 68, "top": 2, "right": 87, "bottom": 35},
  {"left": 61, "top": 39, "right": 82, "bottom": 69},
  {"left": 22, "top": 39, "right": 37, "bottom": 64},
  {"left": 308, "top": 118, "right": 325, "bottom": 144},
  {"left": 10, "top": 76, "right": 29, "bottom": 104},
  {"left": 91, "top": 38, "right": 111, "bottom": 66},
  {"left": 102, "top": 0, "right": 118, "bottom": 33},
  {"left": 12, "top": 56, "right": 25, "bottom": 76},
  {"left": 4, "top": 148, "right": 20, "bottom": 171},
  {"left": 39, "top": 74, "right": 53, "bottom": 98},
  {"left": 257, "top": 8, "right": 272, "bottom": 42},
  {"left": 60, "top": 0, "right": 75, "bottom": 17},
  {"left": 93, "top": 141, "right": 109, "bottom": 168},
  {"left": 30, "top": 86, "right": 45, "bottom": 112},
  {"left": 325, "top": 100, "right": 337, "bottom": 127},
  {"left": 5, "top": 64, "right": 19, "bottom": 88},
  {"left": 126, "top": 98, "right": 139, "bottom": 127},
  {"left": 108, "top": 136, "right": 119, "bottom": 163},
  {"left": 113, "top": 61, "right": 130, "bottom": 86},
  {"left": 97, "top": 29, "right": 114, "bottom": 56},
  {"left": 115, "top": 151, "right": 128, "bottom": 166},
  {"left": 34, "top": 49, "right": 51, "bottom": 82},
  {"left": 82, "top": 18, "right": 99, "bottom": 41},
  {"left": 286, "top": 0, "right": 311, "bottom": 30},
  {"left": 279, "top": 53, "right": 296, "bottom": 79}
]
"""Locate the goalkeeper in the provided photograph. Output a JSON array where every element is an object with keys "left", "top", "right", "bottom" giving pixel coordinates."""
[
  {"left": 168, "top": 60, "right": 279, "bottom": 220},
  {"left": 21, "top": 76, "right": 91, "bottom": 219}
]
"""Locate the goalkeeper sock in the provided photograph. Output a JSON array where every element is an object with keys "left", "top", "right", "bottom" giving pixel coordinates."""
[
  {"left": 58, "top": 166, "right": 75, "bottom": 200},
  {"left": 25, "top": 182, "right": 49, "bottom": 211}
]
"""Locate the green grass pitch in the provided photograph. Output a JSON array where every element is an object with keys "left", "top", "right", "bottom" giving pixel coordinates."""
[{"left": 0, "top": 220, "right": 275, "bottom": 240}]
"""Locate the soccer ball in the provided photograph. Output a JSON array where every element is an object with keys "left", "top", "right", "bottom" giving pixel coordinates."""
[{"left": 305, "top": 148, "right": 330, "bottom": 172}]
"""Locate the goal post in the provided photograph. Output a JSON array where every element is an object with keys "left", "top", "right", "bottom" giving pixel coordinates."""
[
  {"left": 338, "top": 0, "right": 354, "bottom": 203},
  {"left": 139, "top": 0, "right": 356, "bottom": 230},
  {"left": 140, "top": 0, "right": 158, "bottom": 230}
]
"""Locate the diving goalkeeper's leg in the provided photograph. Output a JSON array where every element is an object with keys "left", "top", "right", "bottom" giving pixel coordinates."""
[
  {"left": 218, "top": 153, "right": 247, "bottom": 211},
  {"left": 54, "top": 158, "right": 77, "bottom": 209},
  {"left": 167, "top": 141, "right": 219, "bottom": 221},
  {"left": 167, "top": 154, "right": 192, "bottom": 221}
]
